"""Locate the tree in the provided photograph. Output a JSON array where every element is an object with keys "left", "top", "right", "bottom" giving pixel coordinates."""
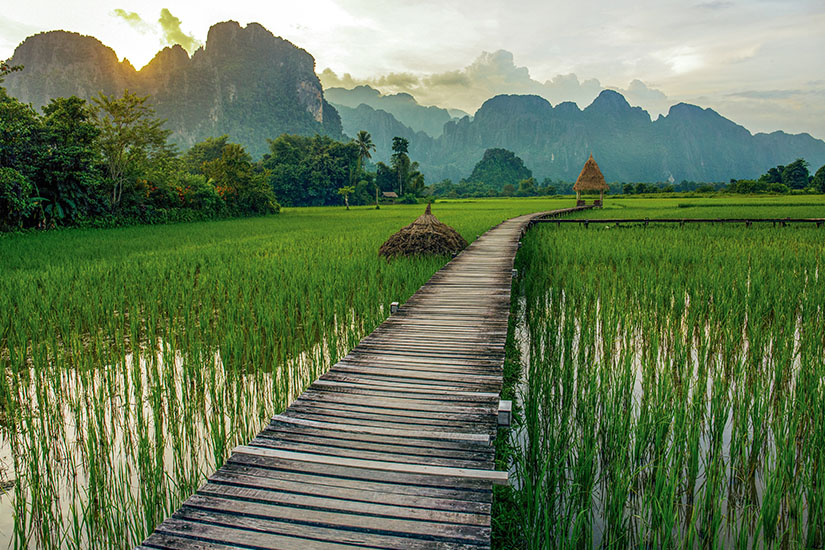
[
  {"left": 204, "top": 143, "right": 278, "bottom": 215},
  {"left": 759, "top": 165, "right": 784, "bottom": 184},
  {"left": 39, "top": 96, "right": 102, "bottom": 223},
  {"left": 515, "top": 177, "right": 537, "bottom": 197},
  {"left": 264, "top": 134, "right": 358, "bottom": 207},
  {"left": 354, "top": 131, "right": 377, "bottom": 207},
  {"left": 467, "top": 148, "right": 532, "bottom": 191},
  {"left": 337, "top": 186, "right": 355, "bottom": 209},
  {"left": 780, "top": 158, "right": 809, "bottom": 190},
  {"left": 91, "top": 91, "right": 173, "bottom": 209},
  {"left": 354, "top": 131, "right": 375, "bottom": 172},
  {"left": 391, "top": 137, "right": 410, "bottom": 195},
  {"left": 812, "top": 164, "right": 825, "bottom": 193},
  {"left": 183, "top": 135, "right": 229, "bottom": 175},
  {"left": 0, "top": 167, "right": 36, "bottom": 230}
]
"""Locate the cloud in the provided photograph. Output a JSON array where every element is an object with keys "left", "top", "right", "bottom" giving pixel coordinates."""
[
  {"left": 726, "top": 89, "right": 811, "bottom": 100},
  {"left": 616, "top": 79, "right": 672, "bottom": 117},
  {"left": 158, "top": 8, "right": 201, "bottom": 53},
  {"left": 322, "top": 50, "right": 640, "bottom": 116},
  {"left": 112, "top": 9, "right": 153, "bottom": 34},
  {"left": 695, "top": 1, "right": 733, "bottom": 9}
]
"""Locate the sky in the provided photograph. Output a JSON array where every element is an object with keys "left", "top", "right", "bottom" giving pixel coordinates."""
[{"left": 2, "top": 0, "right": 824, "bottom": 138}]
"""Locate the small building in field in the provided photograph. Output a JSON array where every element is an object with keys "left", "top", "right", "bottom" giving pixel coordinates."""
[
  {"left": 573, "top": 154, "right": 609, "bottom": 207},
  {"left": 382, "top": 191, "right": 399, "bottom": 201}
]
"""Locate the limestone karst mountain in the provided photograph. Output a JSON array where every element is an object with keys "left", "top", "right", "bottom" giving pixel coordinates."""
[
  {"left": 4, "top": 21, "right": 343, "bottom": 157},
  {"left": 5, "top": 24, "right": 824, "bottom": 182}
]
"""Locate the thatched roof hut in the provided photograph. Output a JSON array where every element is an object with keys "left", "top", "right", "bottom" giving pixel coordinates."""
[
  {"left": 379, "top": 204, "right": 468, "bottom": 259},
  {"left": 573, "top": 154, "right": 608, "bottom": 206}
]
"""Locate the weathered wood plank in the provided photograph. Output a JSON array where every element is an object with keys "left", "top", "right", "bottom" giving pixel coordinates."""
[{"left": 233, "top": 446, "right": 510, "bottom": 485}]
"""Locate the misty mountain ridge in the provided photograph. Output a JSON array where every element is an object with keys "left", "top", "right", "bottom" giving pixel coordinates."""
[
  {"left": 4, "top": 22, "right": 343, "bottom": 157},
  {"left": 5, "top": 23, "right": 824, "bottom": 183},
  {"left": 341, "top": 90, "right": 825, "bottom": 183},
  {"left": 325, "top": 85, "right": 468, "bottom": 137}
]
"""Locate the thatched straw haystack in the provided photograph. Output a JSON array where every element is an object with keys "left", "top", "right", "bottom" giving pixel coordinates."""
[
  {"left": 573, "top": 154, "right": 609, "bottom": 192},
  {"left": 379, "top": 204, "right": 468, "bottom": 259}
]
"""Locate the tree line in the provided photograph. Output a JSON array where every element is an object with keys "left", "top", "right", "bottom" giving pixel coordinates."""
[
  {"left": 3, "top": 73, "right": 823, "bottom": 231},
  {"left": 429, "top": 148, "right": 825, "bottom": 199},
  {"left": 0, "top": 87, "right": 281, "bottom": 231},
  {"left": 0, "top": 81, "right": 432, "bottom": 230}
]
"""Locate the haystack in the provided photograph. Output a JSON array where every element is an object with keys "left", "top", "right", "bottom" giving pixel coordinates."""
[
  {"left": 573, "top": 154, "right": 608, "bottom": 206},
  {"left": 379, "top": 204, "right": 468, "bottom": 259}
]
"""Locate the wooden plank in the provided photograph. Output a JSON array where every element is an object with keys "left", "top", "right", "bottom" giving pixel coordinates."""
[
  {"left": 309, "top": 378, "right": 500, "bottom": 400},
  {"left": 278, "top": 409, "right": 496, "bottom": 434},
  {"left": 177, "top": 496, "right": 491, "bottom": 545},
  {"left": 250, "top": 433, "right": 494, "bottom": 470},
  {"left": 197, "top": 482, "right": 491, "bottom": 526},
  {"left": 233, "top": 446, "right": 510, "bottom": 485},
  {"left": 213, "top": 465, "right": 491, "bottom": 513},
  {"left": 173, "top": 507, "right": 480, "bottom": 550},
  {"left": 269, "top": 414, "right": 491, "bottom": 443},
  {"left": 225, "top": 452, "right": 493, "bottom": 495}
]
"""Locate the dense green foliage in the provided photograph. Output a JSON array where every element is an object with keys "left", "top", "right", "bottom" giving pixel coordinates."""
[
  {"left": 0, "top": 90, "right": 278, "bottom": 230},
  {"left": 263, "top": 134, "right": 359, "bottom": 207},
  {"left": 467, "top": 148, "right": 532, "bottom": 190}
]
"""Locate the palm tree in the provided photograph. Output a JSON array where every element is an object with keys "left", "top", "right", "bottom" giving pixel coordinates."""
[
  {"left": 353, "top": 131, "right": 377, "bottom": 208},
  {"left": 354, "top": 130, "right": 375, "bottom": 173}
]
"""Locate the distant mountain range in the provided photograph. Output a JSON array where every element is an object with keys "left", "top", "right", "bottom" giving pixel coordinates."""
[
  {"left": 325, "top": 85, "right": 467, "bottom": 138},
  {"left": 418, "top": 92, "right": 825, "bottom": 183},
  {"left": 3, "top": 22, "right": 343, "bottom": 158},
  {"left": 5, "top": 23, "right": 825, "bottom": 183}
]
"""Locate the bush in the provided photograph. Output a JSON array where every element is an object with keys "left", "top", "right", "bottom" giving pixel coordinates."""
[
  {"left": 0, "top": 167, "right": 36, "bottom": 230},
  {"left": 398, "top": 193, "right": 419, "bottom": 204}
]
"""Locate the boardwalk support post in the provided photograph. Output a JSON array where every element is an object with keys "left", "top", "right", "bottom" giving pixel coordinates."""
[
  {"left": 390, "top": 302, "right": 399, "bottom": 315},
  {"left": 498, "top": 401, "right": 512, "bottom": 427},
  {"left": 512, "top": 269, "right": 518, "bottom": 279}
]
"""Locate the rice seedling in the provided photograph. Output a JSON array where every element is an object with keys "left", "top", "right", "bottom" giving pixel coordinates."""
[{"left": 509, "top": 219, "right": 825, "bottom": 548}]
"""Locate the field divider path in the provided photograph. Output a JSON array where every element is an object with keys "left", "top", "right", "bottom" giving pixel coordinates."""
[{"left": 139, "top": 206, "right": 589, "bottom": 550}]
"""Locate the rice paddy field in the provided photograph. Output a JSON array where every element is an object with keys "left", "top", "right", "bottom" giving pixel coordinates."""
[
  {"left": 0, "top": 198, "right": 575, "bottom": 549},
  {"left": 508, "top": 196, "right": 825, "bottom": 548},
  {"left": 1, "top": 194, "right": 823, "bottom": 549}
]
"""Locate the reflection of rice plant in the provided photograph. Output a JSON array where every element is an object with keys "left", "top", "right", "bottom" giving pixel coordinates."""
[{"left": 507, "top": 222, "right": 825, "bottom": 548}]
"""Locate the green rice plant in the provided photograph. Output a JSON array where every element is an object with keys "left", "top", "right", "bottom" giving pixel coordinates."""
[{"left": 509, "top": 216, "right": 825, "bottom": 548}]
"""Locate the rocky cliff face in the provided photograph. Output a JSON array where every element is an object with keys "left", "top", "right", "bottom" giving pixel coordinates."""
[
  {"left": 4, "top": 31, "right": 138, "bottom": 106},
  {"left": 4, "top": 21, "right": 343, "bottom": 158}
]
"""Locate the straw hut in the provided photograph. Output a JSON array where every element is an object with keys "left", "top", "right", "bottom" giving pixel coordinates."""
[
  {"left": 573, "top": 154, "right": 609, "bottom": 207},
  {"left": 379, "top": 204, "right": 468, "bottom": 259}
]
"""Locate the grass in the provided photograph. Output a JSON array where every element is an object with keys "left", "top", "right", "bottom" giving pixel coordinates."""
[{"left": 569, "top": 194, "right": 825, "bottom": 219}]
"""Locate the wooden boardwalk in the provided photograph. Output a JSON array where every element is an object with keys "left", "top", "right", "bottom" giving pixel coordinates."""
[{"left": 140, "top": 207, "right": 584, "bottom": 550}]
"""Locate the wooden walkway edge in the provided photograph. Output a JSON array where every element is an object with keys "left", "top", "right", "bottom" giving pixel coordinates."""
[{"left": 139, "top": 206, "right": 588, "bottom": 550}]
